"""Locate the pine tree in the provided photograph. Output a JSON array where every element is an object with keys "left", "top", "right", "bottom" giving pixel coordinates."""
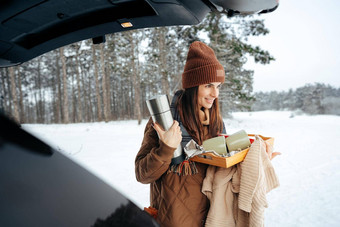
[{"left": 194, "top": 13, "right": 274, "bottom": 115}]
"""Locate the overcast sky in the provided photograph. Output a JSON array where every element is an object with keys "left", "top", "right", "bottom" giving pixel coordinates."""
[{"left": 245, "top": 0, "right": 340, "bottom": 92}]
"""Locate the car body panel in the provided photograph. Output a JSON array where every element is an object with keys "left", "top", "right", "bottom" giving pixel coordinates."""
[
  {"left": 0, "top": 113, "right": 159, "bottom": 226},
  {"left": 0, "top": 0, "right": 210, "bottom": 67},
  {"left": 0, "top": 0, "right": 278, "bottom": 67}
]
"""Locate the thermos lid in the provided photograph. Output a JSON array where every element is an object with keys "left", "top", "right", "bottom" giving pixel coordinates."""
[{"left": 146, "top": 95, "right": 170, "bottom": 115}]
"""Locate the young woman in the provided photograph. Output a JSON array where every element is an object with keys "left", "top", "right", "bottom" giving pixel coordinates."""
[{"left": 135, "top": 41, "right": 226, "bottom": 227}]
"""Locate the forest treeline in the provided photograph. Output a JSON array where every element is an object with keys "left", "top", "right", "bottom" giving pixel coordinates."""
[
  {"left": 5, "top": 13, "right": 338, "bottom": 124},
  {"left": 252, "top": 83, "right": 340, "bottom": 115},
  {"left": 1, "top": 13, "right": 275, "bottom": 124}
]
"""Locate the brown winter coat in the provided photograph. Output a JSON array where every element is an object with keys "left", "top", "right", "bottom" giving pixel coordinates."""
[{"left": 135, "top": 118, "right": 211, "bottom": 227}]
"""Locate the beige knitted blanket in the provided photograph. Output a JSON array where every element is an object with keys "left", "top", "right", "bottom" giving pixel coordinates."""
[{"left": 202, "top": 136, "right": 280, "bottom": 227}]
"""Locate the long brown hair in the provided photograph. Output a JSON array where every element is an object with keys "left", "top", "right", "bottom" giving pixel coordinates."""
[{"left": 176, "top": 87, "right": 224, "bottom": 145}]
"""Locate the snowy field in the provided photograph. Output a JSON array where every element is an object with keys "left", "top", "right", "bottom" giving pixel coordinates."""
[{"left": 23, "top": 111, "right": 340, "bottom": 227}]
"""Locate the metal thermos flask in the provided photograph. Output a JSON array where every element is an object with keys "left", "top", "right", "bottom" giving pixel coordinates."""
[{"left": 146, "top": 95, "right": 185, "bottom": 165}]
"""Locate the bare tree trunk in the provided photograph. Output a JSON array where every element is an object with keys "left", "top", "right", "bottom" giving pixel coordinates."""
[
  {"left": 75, "top": 50, "right": 83, "bottom": 122},
  {"left": 71, "top": 72, "right": 76, "bottom": 123},
  {"left": 106, "top": 64, "right": 113, "bottom": 121},
  {"left": 51, "top": 72, "right": 58, "bottom": 123},
  {"left": 9, "top": 67, "right": 20, "bottom": 123},
  {"left": 55, "top": 50, "right": 62, "bottom": 123},
  {"left": 17, "top": 70, "right": 25, "bottom": 123},
  {"left": 34, "top": 92, "right": 39, "bottom": 123},
  {"left": 106, "top": 35, "right": 117, "bottom": 120},
  {"left": 22, "top": 75, "right": 31, "bottom": 123},
  {"left": 127, "top": 32, "right": 142, "bottom": 124},
  {"left": 100, "top": 43, "right": 110, "bottom": 122},
  {"left": 119, "top": 80, "right": 124, "bottom": 119},
  {"left": 81, "top": 71, "right": 90, "bottom": 122},
  {"left": 87, "top": 74, "right": 94, "bottom": 122},
  {"left": 171, "top": 47, "right": 185, "bottom": 94},
  {"left": 129, "top": 81, "right": 133, "bottom": 119},
  {"left": 60, "top": 47, "right": 69, "bottom": 124},
  {"left": 158, "top": 28, "right": 170, "bottom": 96},
  {"left": 92, "top": 44, "right": 102, "bottom": 121},
  {"left": 36, "top": 59, "right": 45, "bottom": 123},
  {"left": 27, "top": 79, "right": 36, "bottom": 122},
  {"left": 113, "top": 78, "right": 119, "bottom": 120}
]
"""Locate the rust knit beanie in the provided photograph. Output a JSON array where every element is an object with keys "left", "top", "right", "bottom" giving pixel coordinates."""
[{"left": 182, "top": 41, "right": 225, "bottom": 89}]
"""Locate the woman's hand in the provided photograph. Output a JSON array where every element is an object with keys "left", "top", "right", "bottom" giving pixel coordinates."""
[
  {"left": 265, "top": 140, "right": 281, "bottom": 160},
  {"left": 153, "top": 121, "right": 182, "bottom": 149}
]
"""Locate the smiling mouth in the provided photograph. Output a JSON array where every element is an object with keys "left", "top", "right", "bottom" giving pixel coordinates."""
[{"left": 205, "top": 98, "right": 214, "bottom": 104}]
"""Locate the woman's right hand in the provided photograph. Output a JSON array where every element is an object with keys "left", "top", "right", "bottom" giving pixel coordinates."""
[{"left": 153, "top": 121, "right": 182, "bottom": 149}]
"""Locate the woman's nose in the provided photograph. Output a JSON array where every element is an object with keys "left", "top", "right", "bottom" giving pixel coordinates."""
[{"left": 211, "top": 87, "right": 219, "bottom": 97}]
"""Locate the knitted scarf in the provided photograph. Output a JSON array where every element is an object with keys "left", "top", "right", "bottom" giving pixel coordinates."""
[{"left": 168, "top": 90, "right": 226, "bottom": 176}]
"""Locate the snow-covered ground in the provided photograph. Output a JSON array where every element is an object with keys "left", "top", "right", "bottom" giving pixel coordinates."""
[{"left": 23, "top": 111, "right": 340, "bottom": 227}]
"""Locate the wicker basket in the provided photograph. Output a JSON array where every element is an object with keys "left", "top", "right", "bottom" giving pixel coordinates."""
[{"left": 189, "top": 134, "right": 274, "bottom": 168}]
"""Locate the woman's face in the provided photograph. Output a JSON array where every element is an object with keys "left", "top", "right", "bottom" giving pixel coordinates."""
[{"left": 197, "top": 82, "right": 222, "bottom": 109}]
